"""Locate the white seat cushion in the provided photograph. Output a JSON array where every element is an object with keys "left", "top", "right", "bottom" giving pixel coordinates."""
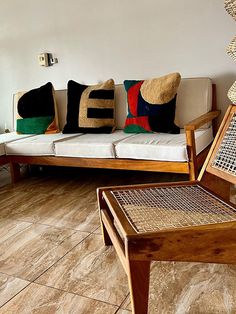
[
  {"left": 0, "top": 143, "right": 5, "bottom": 156},
  {"left": 5, "top": 133, "right": 81, "bottom": 156},
  {"left": 115, "top": 128, "right": 213, "bottom": 162},
  {"left": 0, "top": 132, "right": 35, "bottom": 144},
  {"left": 0, "top": 132, "right": 35, "bottom": 156},
  {"left": 55, "top": 130, "right": 134, "bottom": 158}
]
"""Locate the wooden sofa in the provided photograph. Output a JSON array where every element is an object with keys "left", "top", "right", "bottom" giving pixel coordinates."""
[{"left": 0, "top": 77, "right": 219, "bottom": 183}]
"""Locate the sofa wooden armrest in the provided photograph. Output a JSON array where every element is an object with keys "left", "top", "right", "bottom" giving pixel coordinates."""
[
  {"left": 184, "top": 110, "right": 221, "bottom": 181},
  {"left": 184, "top": 110, "right": 220, "bottom": 131}
]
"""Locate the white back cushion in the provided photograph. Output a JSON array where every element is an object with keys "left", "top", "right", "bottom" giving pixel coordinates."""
[
  {"left": 13, "top": 77, "right": 212, "bottom": 131},
  {"left": 175, "top": 78, "right": 212, "bottom": 128},
  {"left": 54, "top": 90, "right": 67, "bottom": 130}
]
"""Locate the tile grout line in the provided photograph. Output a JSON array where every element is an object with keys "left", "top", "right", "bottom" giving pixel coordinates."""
[
  {"left": 0, "top": 234, "right": 129, "bottom": 310},
  {"left": 0, "top": 175, "right": 134, "bottom": 311},
  {"left": 31, "top": 239, "right": 130, "bottom": 310},
  {"left": 0, "top": 275, "right": 122, "bottom": 310},
  {"left": 0, "top": 221, "right": 33, "bottom": 246},
  {"left": 31, "top": 232, "right": 128, "bottom": 309},
  {"left": 2, "top": 213, "right": 100, "bottom": 234},
  {"left": 0, "top": 216, "right": 99, "bottom": 235},
  {"left": 0, "top": 280, "right": 120, "bottom": 311},
  {"left": 114, "top": 307, "right": 131, "bottom": 314},
  {"left": 0, "top": 219, "right": 89, "bottom": 253},
  {"left": 117, "top": 292, "right": 131, "bottom": 313},
  {"left": 0, "top": 231, "right": 92, "bottom": 287},
  {"left": 0, "top": 280, "right": 31, "bottom": 309},
  {"left": 31, "top": 280, "right": 122, "bottom": 309},
  {"left": 30, "top": 231, "right": 93, "bottom": 283},
  {"left": 0, "top": 233, "right": 94, "bottom": 310}
]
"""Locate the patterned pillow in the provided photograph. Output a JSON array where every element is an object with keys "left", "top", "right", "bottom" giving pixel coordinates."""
[
  {"left": 63, "top": 79, "right": 115, "bottom": 133},
  {"left": 16, "top": 82, "right": 59, "bottom": 134},
  {"left": 124, "top": 73, "right": 181, "bottom": 134}
]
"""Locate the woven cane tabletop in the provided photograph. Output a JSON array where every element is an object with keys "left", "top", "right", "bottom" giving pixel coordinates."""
[{"left": 111, "top": 185, "right": 236, "bottom": 233}]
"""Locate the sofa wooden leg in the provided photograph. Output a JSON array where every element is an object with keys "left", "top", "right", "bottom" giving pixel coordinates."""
[
  {"left": 127, "top": 260, "right": 151, "bottom": 314},
  {"left": 185, "top": 130, "right": 198, "bottom": 181},
  {"left": 10, "top": 162, "right": 21, "bottom": 183},
  {"left": 189, "top": 167, "right": 197, "bottom": 181}
]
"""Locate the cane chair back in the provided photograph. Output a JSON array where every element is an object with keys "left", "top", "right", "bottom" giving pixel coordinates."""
[{"left": 204, "top": 105, "right": 236, "bottom": 185}]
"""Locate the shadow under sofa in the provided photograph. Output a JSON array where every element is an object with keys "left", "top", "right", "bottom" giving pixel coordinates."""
[{"left": 1, "top": 77, "right": 219, "bottom": 183}]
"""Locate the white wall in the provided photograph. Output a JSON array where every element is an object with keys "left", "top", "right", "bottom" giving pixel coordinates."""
[{"left": 0, "top": 0, "right": 235, "bottom": 132}]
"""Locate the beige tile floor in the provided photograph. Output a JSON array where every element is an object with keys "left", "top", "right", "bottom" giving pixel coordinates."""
[{"left": 0, "top": 166, "right": 235, "bottom": 313}]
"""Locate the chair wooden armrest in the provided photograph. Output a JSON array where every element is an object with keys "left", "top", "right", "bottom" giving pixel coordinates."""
[{"left": 184, "top": 110, "right": 221, "bottom": 131}]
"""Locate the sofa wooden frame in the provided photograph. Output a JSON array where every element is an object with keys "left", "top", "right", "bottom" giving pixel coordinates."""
[{"left": 6, "top": 85, "right": 219, "bottom": 183}]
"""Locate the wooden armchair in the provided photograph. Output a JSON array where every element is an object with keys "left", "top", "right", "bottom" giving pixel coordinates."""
[{"left": 97, "top": 104, "right": 236, "bottom": 314}]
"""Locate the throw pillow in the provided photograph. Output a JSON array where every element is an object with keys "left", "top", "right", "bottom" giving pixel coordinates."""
[
  {"left": 123, "top": 72, "right": 181, "bottom": 134},
  {"left": 63, "top": 79, "right": 115, "bottom": 133},
  {"left": 16, "top": 82, "right": 59, "bottom": 134}
]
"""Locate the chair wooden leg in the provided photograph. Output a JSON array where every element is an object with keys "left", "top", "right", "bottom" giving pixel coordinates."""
[{"left": 127, "top": 260, "right": 151, "bottom": 314}]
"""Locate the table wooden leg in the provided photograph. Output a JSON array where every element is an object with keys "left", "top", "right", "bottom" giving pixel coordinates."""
[{"left": 127, "top": 260, "right": 151, "bottom": 314}]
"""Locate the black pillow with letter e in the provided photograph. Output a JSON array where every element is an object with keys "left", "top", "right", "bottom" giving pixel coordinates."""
[{"left": 63, "top": 79, "right": 115, "bottom": 133}]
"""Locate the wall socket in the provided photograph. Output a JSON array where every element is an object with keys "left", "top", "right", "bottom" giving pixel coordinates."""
[
  {"left": 38, "top": 53, "right": 49, "bottom": 66},
  {"left": 38, "top": 53, "right": 58, "bottom": 67}
]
